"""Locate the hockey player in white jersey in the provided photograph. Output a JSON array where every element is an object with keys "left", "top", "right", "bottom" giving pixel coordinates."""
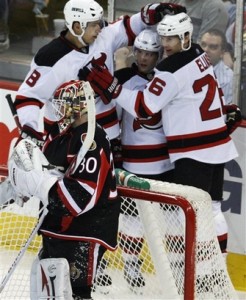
[
  {"left": 115, "top": 29, "right": 174, "bottom": 290},
  {"left": 80, "top": 12, "right": 242, "bottom": 254},
  {"left": 13, "top": 0, "right": 186, "bottom": 149}
]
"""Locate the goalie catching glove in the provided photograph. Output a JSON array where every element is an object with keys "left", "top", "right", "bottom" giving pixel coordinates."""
[
  {"left": 8, "top": 139, "right": 59, "bottom": 206},
  {"left": 141, "top": 2, "right": 187, "bottom": 25},
  {"left": 79, "top": 55, "right": 122, "bottom": 104},
  {"left": 0, "top": 177, "right": 28, "bottom": 207}
]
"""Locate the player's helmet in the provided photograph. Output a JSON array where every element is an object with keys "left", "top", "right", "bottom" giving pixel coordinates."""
[
  {"left": 63, "top": 0, "right": 104, "bottom": 33},
  {"left": 157, "top": 13, "right": 193, "bottom": 50},
  {"left": 134, "top": 29, "right": 162, "bottom": 53},
  {"left": 52, "top": 80, "right": 88, "bottom": 126}
]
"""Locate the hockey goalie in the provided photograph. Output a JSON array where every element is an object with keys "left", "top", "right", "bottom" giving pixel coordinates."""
[{"left": 0, "top": 80, "right": 121, "bottom": 300}]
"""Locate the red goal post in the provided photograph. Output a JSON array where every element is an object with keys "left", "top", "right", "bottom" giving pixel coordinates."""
[
  {"left": 117, "top": 185, "right": 196, "bottom": 299},
  {"left": 0, "top": 166, "right": 238, "bottom": 299}
]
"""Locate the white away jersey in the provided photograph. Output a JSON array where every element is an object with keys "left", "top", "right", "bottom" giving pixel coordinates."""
[
  {"left": 115, "top": 64, "right": 173, "bottom": 175},
  {"left": 15, "top": 13, "right": 147, "bottom": 140},
  {"left": 116, "top": 44, "right": 238, "bottom": 164}
]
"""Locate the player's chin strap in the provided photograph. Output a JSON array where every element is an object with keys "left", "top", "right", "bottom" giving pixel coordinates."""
[
  {"left": 77, "top": 34, "right": 88, "bottom": 47},
  {"left": 66, "top": 81, "right": 96, "bottom": 176},
  {"left": 71, "top": 26, "right": 88, "bottom": 47}
]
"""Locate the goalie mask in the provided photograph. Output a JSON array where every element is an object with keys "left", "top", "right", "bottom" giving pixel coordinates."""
[
  {"left": 157, "top": 12, "right": 193, "bottom": 51},
  {"left": 52, "top": 80, "right": 89, "bottom": 127}
]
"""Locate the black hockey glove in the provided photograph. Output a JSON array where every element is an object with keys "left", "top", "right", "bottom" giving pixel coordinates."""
[
  {"left": 224, "top": 104, "right": 242, "bottom": 134},
  {"left": 79, "top": 64, "right": 122, "bottom": 105},
  {"left": 16, "top": 124, "right": 44, "bottom": 148},
  {"left": 141, "top": 2, "right": 187, "bottom": 25},
  {"left": 110, "top": 138, "right": 123, "bottom": 168}
]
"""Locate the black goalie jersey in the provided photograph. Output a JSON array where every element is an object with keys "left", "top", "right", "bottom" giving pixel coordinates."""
[{"left": 40, "top": 122, "right": 120, "bottom": 250}]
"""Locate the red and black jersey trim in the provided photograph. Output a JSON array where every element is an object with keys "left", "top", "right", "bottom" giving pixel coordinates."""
[
  {"left": 14, "top": 96, "right": 44, "bottom": 110},
  {"left": 96, "top": 106, "right": 118, "bottom": 129},
  {"left": 115, "top": 63, "right": 152, "bottom": 85},
  {"left": 135, "top": 91, "right": 154, "bottom": 118},
  {"left": 167, "top": 126, "right": 231, "bottom": 153},
  {"left": 123, "top": 15, "right": 136, "bottom": 46},
  {"left": 157, "top": 43, "right": 205, "bottom": 74},
  {"left": 122, "top": 143, "right": 169, "bottom": 162},
  {"left": 34, "top": 31, "right": 74, "bottom": 67}
]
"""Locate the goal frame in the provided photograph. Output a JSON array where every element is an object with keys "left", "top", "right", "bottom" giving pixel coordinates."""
[
  {"left": 0, "top": 165, "right": 237, "bottom": 300},
  {"left": 117, "top": 185, "right": 196, "bottom": 300}
]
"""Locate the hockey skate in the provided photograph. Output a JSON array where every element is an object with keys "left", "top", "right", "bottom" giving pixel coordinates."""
[{"left": 124, "top": 258, "right": 145, "bottom": 292}]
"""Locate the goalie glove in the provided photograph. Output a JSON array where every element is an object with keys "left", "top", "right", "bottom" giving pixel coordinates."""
[
  {"left": 0, "top": 177, "right": 27, "bottom": 207},
  {"left": 141, "top": 2, "right": 187, "bottom": 25},
  {"left": 8, "top": 139, "right": 59, "bottom": 206},
  {"left": 224, "top": 104, "right": 242, "bottom": 134},
  {"left": 79, "top": 63, "right": 122, "bottom": 104},
  {"left": 8, "top": 158, "right": 58, "bottom": 206}
]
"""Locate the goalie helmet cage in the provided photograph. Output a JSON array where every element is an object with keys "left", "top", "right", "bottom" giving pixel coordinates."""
[{"left": 0, "top": 166, "right": 238, "bottom": 300}]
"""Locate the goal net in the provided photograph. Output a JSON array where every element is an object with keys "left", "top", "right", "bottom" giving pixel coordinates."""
[{"left": 0, "top": 166, "right": 238, "bottom": 299}]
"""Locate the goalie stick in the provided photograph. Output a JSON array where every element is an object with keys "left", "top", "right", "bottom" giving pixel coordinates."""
[
  {"left": 5, "top": 93, "right": 22, "bottom": 131},
  {"left": 66, "top": 81, "right": 96, "bottom": 175}
]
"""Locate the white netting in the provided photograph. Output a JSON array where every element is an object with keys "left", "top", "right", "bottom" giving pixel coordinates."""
[
  {"left": 0, "top": 196, "right": 41, "bottom": 299},
  {"left": 0, "top": 168, "right": 238, "bottom": 299},
  {"left": 92, "top": 179, "right": 238, "bottom": 300}
]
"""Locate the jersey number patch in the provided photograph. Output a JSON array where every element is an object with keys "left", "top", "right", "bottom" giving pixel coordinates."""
[{"left": 193, "top": 74, "right": 223, "bottom": 121}]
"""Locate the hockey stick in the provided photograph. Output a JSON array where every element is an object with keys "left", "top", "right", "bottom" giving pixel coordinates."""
[
  {"left": 5, "top": 94, "right": 22, "bottom": 131},
  {"left": 66, "top": 81, "right": 96, "bottom": 175},
  {"left": 0, "top": 203, "right": 48, "bottom": 293}
]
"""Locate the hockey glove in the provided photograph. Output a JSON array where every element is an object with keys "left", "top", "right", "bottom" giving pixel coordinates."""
[
  {"left": 110, "top": 138, "right": 123, "bottom": 168},
  {"left": 79, "top": 64, "right": 122, "bottom": 104},
  {"left": 224, "top": 104, "right": 242, "bottom": 134},
  {"left": 8, "top": 139, "right": 59, "bottom": 206},
  {"left": 0, "top": 178, "right": 29, "bottom": 207},
  {"left": 78, "top": 52, "right": 107, "bottom": 81},
  {"left": 16, "top": 124, "right": 44, "bottom": 148},
  {"left": 141, "top": 2, "right": 187, "bottom": 25},
  {"left": 8, "top": 158, "right": 58, "bottom": 206}
]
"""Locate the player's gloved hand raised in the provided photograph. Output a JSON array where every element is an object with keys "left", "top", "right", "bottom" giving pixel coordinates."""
[
  {"left": 141, "top": 2, "right": 187, "bottom": 25},
  {"left": 16, "top": 124, "right": 44, "bottom": 148},
  {"left": 79, "top": 63, "right": 122, "bottom": 104},
  {"left": 224, "top": 104, "right": 242, "bottom": 134}
]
